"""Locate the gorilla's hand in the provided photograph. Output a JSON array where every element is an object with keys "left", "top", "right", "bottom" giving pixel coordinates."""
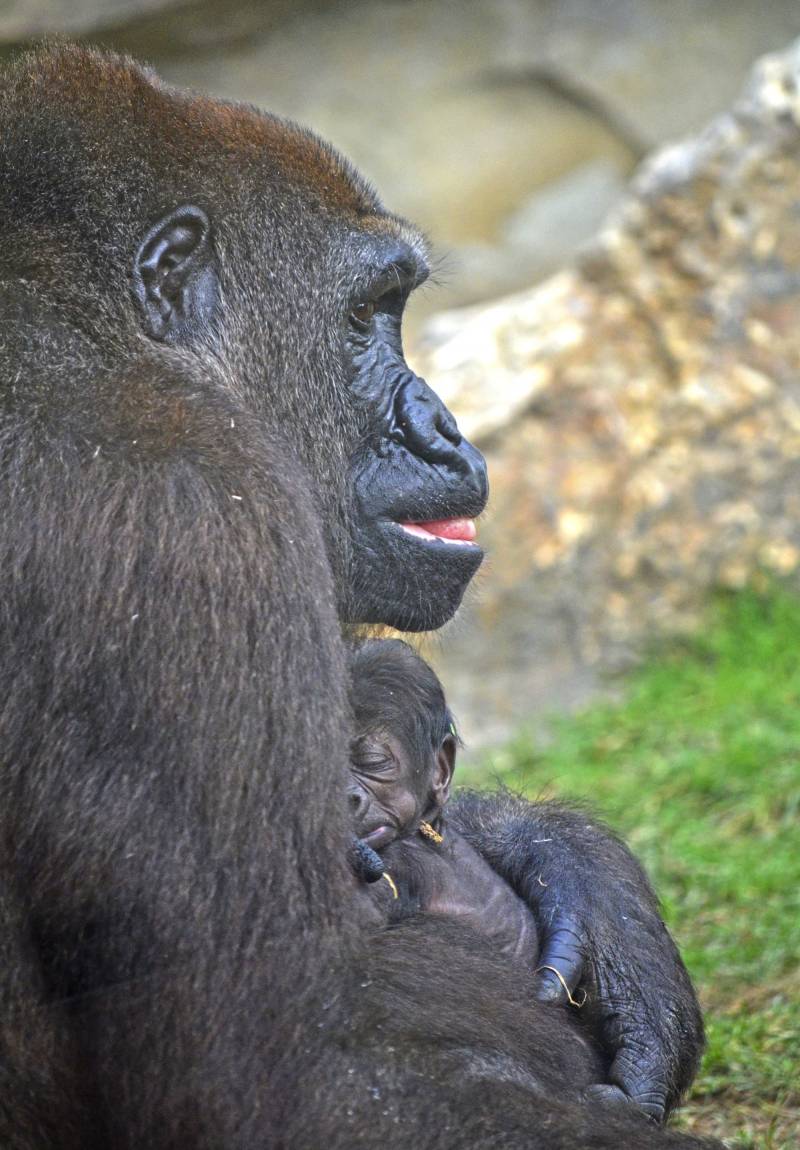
[
  {"left": 532, "top": 900, "right": 685, "bottom": 1124},
  {"left": 447, "top": 791, "right": 704, "bottom": 1124},
  {"left": 348, "top": 838, "right": 386, "bottom": 884}
]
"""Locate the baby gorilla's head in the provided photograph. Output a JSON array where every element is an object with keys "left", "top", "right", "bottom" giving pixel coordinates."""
[{"left": 347, "top": 639, "right": 458, "bottom": 852}]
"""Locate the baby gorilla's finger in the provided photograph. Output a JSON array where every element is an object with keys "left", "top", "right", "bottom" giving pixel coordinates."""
[
  {"left": 533, "top": 916, "right": 586, "bottom": 1004},
  {"left": 348, "top": 838, "right": 385, "bottom": 883}
]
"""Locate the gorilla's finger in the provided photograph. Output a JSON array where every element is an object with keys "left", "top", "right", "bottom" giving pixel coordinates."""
[
  {"left": 533, "top": 917, "right": 586, "bottom": 1004},
  {"left": 348, "top": 838, "right": 385, "bottom": 883},
  {"left": 608, "top": 1050, "right": 668, "bottom": 1125},
  {"left": 583, "top": 1083, "right": 662, "bottom": 1125},
  {"left": 582, "top": 1084, "right": 633, "bottom": 1112}
]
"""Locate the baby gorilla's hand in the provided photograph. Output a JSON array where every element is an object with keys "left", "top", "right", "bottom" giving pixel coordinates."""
[{"left": 348, "top": 837, "right": 385, "bottom": 884}]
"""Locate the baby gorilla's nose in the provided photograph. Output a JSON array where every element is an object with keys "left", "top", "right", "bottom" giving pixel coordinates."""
[{"left": 348, "top": 782, "right": 370, "bottom": 821}]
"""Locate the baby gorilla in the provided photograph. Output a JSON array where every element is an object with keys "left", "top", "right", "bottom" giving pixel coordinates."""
[
  {"left": 349, "top": 639, "right": 569, "bottom": 995},
  {"left": 346, "top": 638, "right": 627, "bottom": 1111},
  {"left": 347, "top": 638, "right": 706, "bottom": 1126}
]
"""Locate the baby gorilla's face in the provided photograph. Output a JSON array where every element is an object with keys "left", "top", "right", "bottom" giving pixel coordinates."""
[{"left": 349, "top": 733, "right": 432, "bottom": 852}]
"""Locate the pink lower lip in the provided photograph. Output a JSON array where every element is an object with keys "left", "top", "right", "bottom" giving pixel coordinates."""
[
  {"left": 362, "top": 825, "right": 395, "bottom": 850},
  {"left": 397, "top": 518, "right": 477, "bottom": 546}
]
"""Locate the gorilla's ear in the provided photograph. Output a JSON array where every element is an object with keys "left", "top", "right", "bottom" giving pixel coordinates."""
[
  {"left": 133, "top": 205, "right": 218, "bottom": 342},
  {"left": 432, "top": 735, "right": 456, "bottom": 807}
]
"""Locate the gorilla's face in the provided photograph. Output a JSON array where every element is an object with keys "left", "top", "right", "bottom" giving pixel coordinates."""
[
  {"left": 131, "top": 111, "right": 487, "bottom": 635},
  {"left": 340, "top": 236, "right": 488, "bottom": 633}
]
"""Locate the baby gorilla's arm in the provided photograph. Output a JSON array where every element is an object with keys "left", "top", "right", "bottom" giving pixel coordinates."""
[
  {"left": 383, "top": 831, "right": 542, "bottom": 968},
  {"left": 447, "top": 789, "right": 704, "bottom": 1125}
]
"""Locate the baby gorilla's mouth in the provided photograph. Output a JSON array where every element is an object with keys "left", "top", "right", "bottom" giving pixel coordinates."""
[{"left": 359, "top": 824, "right": 397, "bottom": 851}]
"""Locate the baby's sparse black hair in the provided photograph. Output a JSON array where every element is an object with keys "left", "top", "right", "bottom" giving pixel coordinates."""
[{"left": 347, "top": 639, "right": 458, "bottom": 773}]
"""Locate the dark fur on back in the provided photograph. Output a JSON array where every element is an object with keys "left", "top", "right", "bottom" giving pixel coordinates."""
[
  {"left": 0, "top": 350, "right": 355, "bottom": 1146},
  {"left": 1, "top": 46, "right": 360, "bottom": 1146}
]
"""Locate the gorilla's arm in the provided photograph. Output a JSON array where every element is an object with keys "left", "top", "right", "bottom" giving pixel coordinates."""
[{"left": 447, "top": 789, "right": 704, "bottom": 1124}]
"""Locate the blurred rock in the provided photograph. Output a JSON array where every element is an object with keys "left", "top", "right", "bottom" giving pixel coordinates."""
[
  {"left": 0, "top": 0, "right": 185, "bottom": 40},
  {"left": 502, "top": 161, "right": 625, "bottom": 260},
  {"left": 11, "top": 0, "right": 800, "bottom": 322},
  {"left": 414, "top": 39, "right": 800, "bottom": 747},
  {"left": 524, "top": 0, "right": 800, "bottom": 145},
  {"left": 440, "top": 162, "right": 628, "bottom": 312},
  {"left": 102, "top": 0, "right": 800, "bottom": 323}
]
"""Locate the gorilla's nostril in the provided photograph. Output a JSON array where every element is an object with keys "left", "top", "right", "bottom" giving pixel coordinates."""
[
  {"left": 349, "top": 787, "right": 370, "bottom": 817},
  {"left": 436, "top": 408, "right": 462, "bottom": 446}
]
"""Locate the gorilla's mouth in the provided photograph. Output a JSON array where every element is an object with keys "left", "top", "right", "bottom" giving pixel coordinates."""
[
  {"left": 396, "top": 517, "right": 479, "bottom": 548},
  {"left": 359, "top": 823, "right": 398, "bottom": 851},
  {"left": 351, "top": 515, "right": 486, "bottom": 630}
]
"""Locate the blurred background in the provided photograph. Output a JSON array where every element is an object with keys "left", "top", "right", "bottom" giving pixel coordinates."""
[
  {"left": 4, "top": 2, "right": 800, "bottom": 322},
  {"left": 3, "top": 3, "right": 798, "bottom": 1145}
]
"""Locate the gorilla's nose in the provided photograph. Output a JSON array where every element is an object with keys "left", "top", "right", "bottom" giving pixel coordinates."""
[
  {"left": 391, "top": 373, "right": 489, "bottom": 505},
  {"left": 348, "top": 783, "right": 370, "bottom": 821},
  {"left": 461, "top": 437, "right": 489, "bottom": 507},
  {"left": 391, "top": 373, "right": 461, "bottom": 465}
]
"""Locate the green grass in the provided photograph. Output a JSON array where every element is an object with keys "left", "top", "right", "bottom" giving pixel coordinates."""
[{"left": 467, "top": 589, "right": 800, "bottom": 1148}]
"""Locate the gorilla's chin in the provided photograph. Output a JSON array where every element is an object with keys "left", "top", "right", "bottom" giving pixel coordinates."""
[{"left": 345, "top": 521, "right": 484, "bottom": 632}]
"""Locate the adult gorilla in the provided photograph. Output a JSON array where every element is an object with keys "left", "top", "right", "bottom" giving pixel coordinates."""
[{"left": 0, "top": 46, "right": 717, "bottom": 1149}]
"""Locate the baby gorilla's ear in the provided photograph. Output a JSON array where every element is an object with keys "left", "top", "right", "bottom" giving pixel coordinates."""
[{"left": 431, "top": 735, "right": 456, "bottom": 807}]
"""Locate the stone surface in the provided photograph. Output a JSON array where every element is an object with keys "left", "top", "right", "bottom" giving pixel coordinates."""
[
  {"left": 88, "top": 0, "right": 800, "bottom": 324},
  {"left": 413, "top": 40, "right": 800, "bottom": 748},
  {"left": 0, "top": 0, "right": 185, "bottom": 39}
]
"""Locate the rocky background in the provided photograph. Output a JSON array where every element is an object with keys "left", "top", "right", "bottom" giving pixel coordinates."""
[
  {"left": 419, "top": 42, "right": 800, "bottom": 744},
  {"left": 6, "top": 0, "right": 800, "bottom": 325},
  {"left": 5, "top": 2, "right": 800, "bottom": 746}
]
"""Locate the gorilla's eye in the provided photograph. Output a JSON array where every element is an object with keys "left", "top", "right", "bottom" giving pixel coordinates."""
[
  {"left": 349, "top": 301, "right": 375, "bottom": 330},
  {"left": 352, "top": 753, "right": 393, "bottom": 774}
]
